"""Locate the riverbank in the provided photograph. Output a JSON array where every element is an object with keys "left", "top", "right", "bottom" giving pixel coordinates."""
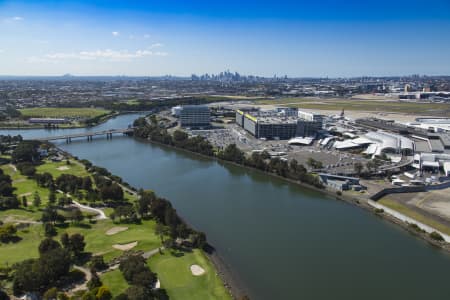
[
  {"left": 0, "top": 111, "right": 120, "bottom": 130},
  {"left": 136, "top": 136, "right": 450, "bottom": 255}
]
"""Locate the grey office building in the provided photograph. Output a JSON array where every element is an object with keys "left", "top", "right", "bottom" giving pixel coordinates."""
[{"left": 179, "top": 105, "right": 211, "bottom": 128}]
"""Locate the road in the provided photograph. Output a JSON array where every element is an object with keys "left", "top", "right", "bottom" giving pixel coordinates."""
[{"left": 72, "top": 200, "right": 107, "bottom": 220}]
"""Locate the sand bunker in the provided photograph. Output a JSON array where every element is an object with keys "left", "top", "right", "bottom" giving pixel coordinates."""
[
  {"left": 106, "top": 226, "right": 128, "bottom": 235},
  {"left": 190, "top": 264, "right": 205, "bottom": 276},
  {"left": 57, "top": 166, "right": 70, "bottom": 171},
  {"left": 113, "top": 241, "right": 137, "bottom": 251}
]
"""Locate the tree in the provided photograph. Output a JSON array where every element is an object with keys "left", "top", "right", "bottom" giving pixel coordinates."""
[
  {"left": 354, "top": 162, "right": 364, "bottom": 175},
  {"left": 90, "top": 255, "right": 108, "bottom": 272},
  {"left": 96, "top": 286, "right": 112, "bottom": 300},
  {"left": 43, "top": 287, "right": 58, "bottom": 300},
  {"left": 87, "top": 271, "right": 102, "bottom": 290},
  {"left": 366, "top": 160, "right": 377, "bottom": 173},
  {"left": 119, "top": 256, "right": 156, "bottom": 287},
  {"left": 38, "top": 238, "right": 61, "bottom": 255},
  {"left": 22, "top": 196, "right": 28, "bottom": 207},
  {"left": 60, "top": 233, "right": 70, "bottom": 248},
  {"left": 125, "top": 286, "right": 153, "bottom": 300},
  {"left": 33, "top": 191, "right": 41, "bottom": 207},
  {"left": 67, "top": 208, "right": 84, "bottom": 224},
  {"left": 48, "top": 191, "right": 56, "bottom": 204},
  {"left": 44, "top": 222, "right": 57, "bottom": 237},
  {"left": 11, "top": 141, "right": 40, "bottom": 163},
  {"left": 0, "top": 224, "right": 17, "bottom": 243},
  {"left": 0, "top": 289, "right": 9, "bottom": 300},
  {"left": 61, "top": 233, "right": 86, "bottom": 258}
]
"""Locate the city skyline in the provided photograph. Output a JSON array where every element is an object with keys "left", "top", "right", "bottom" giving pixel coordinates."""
[{"left": 1, "top": 0, "right": 450, "bottom": 77}]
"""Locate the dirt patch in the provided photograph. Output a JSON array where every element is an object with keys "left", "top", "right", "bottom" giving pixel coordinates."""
[
  {"left": 57, "top": 166, "right": 70, "bottom": 171},
  {"left": 106, "top": 226, "right": 128, "bottom": 235},
  {"left": 112, "top": 241, "right": 137, "bottom": 251},
  {"left": 190, "top": 264, "right": 205, "bottom": 276},
  {"left": 19, "top": 192, "right": 32, "bottom": 198}
]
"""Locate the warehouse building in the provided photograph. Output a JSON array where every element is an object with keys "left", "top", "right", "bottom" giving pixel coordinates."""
[
  {"left": 179, "top": 105, "right": 210, "bottom": 128},
  {"left": 237, "top": 110, "right": 323, "bottom": 140},
  {"left": 28, "top": 118, "right": 69, "bottom": 124}
]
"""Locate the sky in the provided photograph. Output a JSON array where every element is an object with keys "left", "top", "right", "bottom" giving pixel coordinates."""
[{"left": 1, "top": 0, "right": 450, "bottom": 77}]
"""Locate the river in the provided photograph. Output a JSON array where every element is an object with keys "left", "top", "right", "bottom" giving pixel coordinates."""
[{"left": 2, "top": 113, "right": 450, "bottom": 300}]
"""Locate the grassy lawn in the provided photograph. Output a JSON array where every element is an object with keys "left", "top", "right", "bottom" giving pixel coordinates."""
[
  {"left": 36, "top": 159, "right": 89, "bottom": 178},
  {"left": 100, "top": 269, "right": 129, "bottom": 297},
  {"left": 0, "top": 208, "right": 41, "bottom": 223},
  {"left": 19, "top": 108, "right": 111, "bottom": 119},
  {"left": 379, "top": 198, "right": 450, "bottom": 235},
  {"left": 1, "top": 164, "right": 50, "bottom": 204},
  {"left": 0, "top": 224, "right": 44, "bottom": 267},
  {"left": 253, "top": 98, "right": 450, "bottom": 115},
  {"left": 148, "top": 249, "right": 232, "bottom": 300}
]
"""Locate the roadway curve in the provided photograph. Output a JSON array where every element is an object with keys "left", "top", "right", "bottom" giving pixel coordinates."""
[{"left": 72, "top": 200, "right": 107, "bottom": 220}]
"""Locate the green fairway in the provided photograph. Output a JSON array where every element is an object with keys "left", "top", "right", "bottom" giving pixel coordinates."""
[
  {"left": 148, "top": 249, "right": 232, "bottom": 300},
  {"left": 19, "top": 107, "right": 111, "bottom": 119},
  {"left": 64, "top": 219, "right": 161, "bottom": 262},
  {"left": 100, "top": 269, "right": 129, "bottom": 297},
  {"left": 36, "top": 159, "right": 89, "bottom": 178},
  {"left": 0, "top": 219, "right": 161, "bottom": 266},
  {"left": 0, "top": 224, "right": 44, "bottom": 267},
  {"left": 1, "top": 164, "right": 50, "bottom": 205},
  {"left": 0, "top": 208, "right": 40, "bottom": 223}
]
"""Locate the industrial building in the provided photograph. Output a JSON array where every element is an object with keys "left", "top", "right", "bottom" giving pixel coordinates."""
[
  {"left": 179, "top": 105, "right": 211, "bottom": 128},
  {"left": 28, "top": 118, "right": 69, "bottom": 124}
]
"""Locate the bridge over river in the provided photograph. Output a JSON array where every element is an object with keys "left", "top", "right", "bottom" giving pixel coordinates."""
[{"left": 29, "top": 128, "right": 134, "bottom": 143}]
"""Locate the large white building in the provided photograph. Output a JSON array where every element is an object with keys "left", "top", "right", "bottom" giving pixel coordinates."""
[
  {"left": 179, "top": 105, "right": 211, "bottom": 128},
  {"left": 333, "top": 130, "right": 415, "bottom": 157}
]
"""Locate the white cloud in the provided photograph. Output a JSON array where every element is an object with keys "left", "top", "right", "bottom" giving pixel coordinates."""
[
  {"left": 38, "top": 49, "right": 168, "bottom": 62},
  {"left": 112, "top": 31, "right": 120, "bottom": 37},
  {"left": 3, "top": 16, "right": 24, "bottom": 23},
  {"left": 149, "top": 43, "right": 164, "bottom": 49},
  {"left": 143, "top": 34, "right": 151, "bottom": 39}
]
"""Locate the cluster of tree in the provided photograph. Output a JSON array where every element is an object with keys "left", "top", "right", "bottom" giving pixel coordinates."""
[
  {"left": 16, "top": 162, "right": 36, "bottom": 177},
  {"left": 219, "top": 146, "right": 324, "bottom": 188},
  {"left": 0, "top": 169, "right": 18, "bottom": 210},
  {"left": 116, "top": 255, "right": 167, "bottom": 300},
  {"left": 0, "top": 222, "right": 18, "bottom": 243},
  {"left": 134, "top": 121, "right": 324, "bottom": 189},
  {"left": 56, "top": 174, "right": 93, "bottom": 194},
  {"left": 60, "top": 232, "right": 86, "bottom": 259},
  {"left": 0, "top": 135, "right": 22, "bottom": 156},
  {"left": 94, "top": 175, "right": 124, "bottom": 202},
  {"left": 306, "top": 158, "right": 323, "bottom": 170},
  {"left": 0, "top": 135, "right": 22, "bottom": 145},
  {"left": 13, "top": 239, "right": 72, "bottom": 295},
  {"left": 148, "top": 197, "right": 206, "bottom": 248},
  {"left": 134, "top": 125, "right": 214, "bottom": 157},
  {"left": 11, "top": 141, "right": 41, "bottom": 163},
  {"left": 111, "top": 205, "right": 139, "bottom": 224}
]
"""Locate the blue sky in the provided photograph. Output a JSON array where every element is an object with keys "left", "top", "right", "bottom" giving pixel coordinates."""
[{"left": 1, "top": 0, "right": 450, "bottom": 77}]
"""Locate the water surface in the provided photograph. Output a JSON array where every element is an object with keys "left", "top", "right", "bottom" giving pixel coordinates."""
[{"left": 2, "top": 114, "right": 450, "bottom": 300}]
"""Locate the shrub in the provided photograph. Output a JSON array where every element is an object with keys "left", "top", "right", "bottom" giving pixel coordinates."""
[{"left": 429, "top": 231, "right": 444, "bottom": 241}]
